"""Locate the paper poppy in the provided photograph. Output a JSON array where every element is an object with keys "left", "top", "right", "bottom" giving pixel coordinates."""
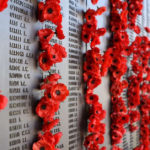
[
  {"left": 91, "top": 0, "right": 98, "bottom": 5},
  {"left": 38, "top": 2, "right": 45, "bottom": 22},
  {"left": 38, "top": 29, "right": 54, "bottom": 43},
  {"left": 144, "top": 27, "right": 150, "bottom": 33},
  {"left": 0, "top": 0, "right": 8, "bottom": 12},
  {"left": 39, "top": 52, "right": 53, "bottom": 71},
  {"left": 32, "top": 139, "right": 55, "bottom": 150},
  {"left": 81, "top": 30, "right": 92, "bottom": 43},
  {"left": 85, "top": 93, "right": 99, "bottom": 104},
  {"left": 53, "top": 44, "right": 67, "bottom": 58},
  {"left": 42, "top": 2, "right": 62, "bottom": 25},
  {"left": 96, "top": 7, "right": 106, "bottom": 15},
  {"left": 87, "top": 77, "right": 101, "bottom": 89},
  {"left": 51, "top": 83, "right": 69, "bottom": 102},
  {"left": 0, "top": 94, "right": 8, "bottom": 110},
  {"left": 36, "top": 97, "right": 59, "bottom": 121},
  {"left": 85, "top": 9, "right": 96, "bottom": 23}
]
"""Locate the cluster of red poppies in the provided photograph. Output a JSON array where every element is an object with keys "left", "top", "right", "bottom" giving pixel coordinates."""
[
  {"left": 129, "top": 36, "right": 150, "bottom": 150},
  {"left": 0, "top": 0, "right": 8, "bottom": 12},
  {"left": 38, "top": 28, "right": 67, "bottom": 71},
  {"left": 109, "top": 0, "right": 129, "bottom": 149},
  {"left": 128, "top": 0, "right": 143, "bottom": 34},
  {"left": 33, "top": 74, "right": 69, "bottom": 150},
  {"left": 82, "top": 5, "right": 107, "bottom": 150},
  {"left": 38, "top": 0, "right": 65, "bottom": 40},
  {"left": 81, "top": 7, "right": 106, "bottom": 48},
  {"left": 33, "top": 0, "right": 69, "bottom": 149}
]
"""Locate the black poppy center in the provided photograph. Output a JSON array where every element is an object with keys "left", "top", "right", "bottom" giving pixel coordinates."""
[
  {"left": 87, "top": 66, "right": 91, "bottom": 70},
  {"left": 96, "top": 57, "right": 99, "bottom": 61},
  {"left": 122, "top": 117, "right": 125, "bottom": 120},
  {"left": 48, "top": 8, "right": 53, "bottom": 14},
  {"left": 84, "top": 34, "right": 88, "bottom": 39},
  {"left": 90, "top": 96, "right": 93, "bottom": 100},
  {"left": 44, "top": 35, "right": 48, "bottom": 39},
  {"left": 88, "top": 75, "right": 92, "bottom": 79},
  {"left": 41, "top": 104, "right": 46, "bottom": 110},
  {"left": 87, "top": 24, "right": 91, "bottom": 28},
  {"left": 120, "top": 109, "right": 123, "bottom": 112},
  {"left": 88, "top": 16, "right": 91, "bottom": 19},
  {"left": 91, "top": 80, "right": 95, "bottom": 84},
  {"left": 53, "top": 55, "right": 56, "bottom": 58},
  {"left": 48, "top": 93, "right": 51, "bottom": 98},
  {"left": 42, "top": 58, "right": 47, "bottom": 63},
  {"left": 40, "top": 147, "right": 45, "bottom": 150},
  {"left": 91, "top": 124, "right": 94, "bottom": 128},
  {"left": 56, "top": 90, "right": 61, "bottom": 95},
  {"left": 96, "top": 138, "right": 99, "bottom": 141}
]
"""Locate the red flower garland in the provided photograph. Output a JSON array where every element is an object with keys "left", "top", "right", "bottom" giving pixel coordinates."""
[
  {"left": 109, "top": 0, "right": 129, "bottom": 148},
  {"left": 82, "top": 4, "right": 107, "bottom": 150},
  {"left": 32, "top": 0, "right": 69, "bottom": 149}
]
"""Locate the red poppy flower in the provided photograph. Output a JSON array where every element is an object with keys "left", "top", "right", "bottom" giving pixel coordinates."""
[
  {"left": 32, "top": 139, "right": 55, "bottom": 150},
  {"left": 83, "top": 62, "right": 100, "bottom": 74},
  {"left": 0, "top": 0, "right": 8, "bottom": 12},
  {"left": 39, "top": 51, "right": 53, "bottom": 71},
  {"left": 36, "top": 97, "right": 59, "bottom": 121},
  {"left": 87, "top": 77, "right": 101, "bottom": 90},
  {"left": 38, "top": 29, "right": 54, "bottom": 43},
  {"left": 38, "top": 2, "right": 45, "bottom": 22},
  {"left": 111, "top": 130, "right": 123, "bottom": 144},
  {"left": 92, "top": 103, "right": 106, "bottom": 120},
  {"left": 96, "top": 7, "right": 106, "bottom": 15},
  {"left": 134, "top": 25, "right": 141, "bottom": 34},
  {"left": 51, "top": 83, "right": 69, "bottom": 102},
  {"left": 91, "top": 133, "right": 104, "bottom": 144},
  {"left": 129, "top": 110, "right": 140, "bottom": 123},
  {"left": 0, "top": 94, "right": 8, "bottom": 110},
  {"left": 83, "top": 71, "right": 100, "bottom": 82},
  {"left": 144, "top": 27, "right": 150, "bottom": 33},
  {"left": 53, "top": 44, "right": 67, "bottom": 58},
  {"left": 112, "top": 100, "right": 127, "bottom": 113},
  {"left": 90, "top": 35, "right": 100, "bottom": 48},
  {"left": 141, "top": 116, "right": 150, "bottom": 125},
  {"left": 82, "top": 22, "right": 97, "bottom": 33},
  {"left": 91, "top": 0, "right": 98, "bottom": 5},
  {"left": 42, "top": 2, "right": 62, "bottom": 25},
  {"left": 85, "top": 93, "right": 99, "bottom": 104},
  {"left": 85, "top": 9, "right": 96, "bottom": 23},
  {"left": 42, "top": 119, "right": 59, "bottom": 132},
  {"left": 48, "top": 47, "right": 62, "bottom": 64},
  {"left": 56, "top": 25, "right": 65, "bottom": 40},
  {"left": 81, "top": 30, "right": 92, "bottom": 43}
]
